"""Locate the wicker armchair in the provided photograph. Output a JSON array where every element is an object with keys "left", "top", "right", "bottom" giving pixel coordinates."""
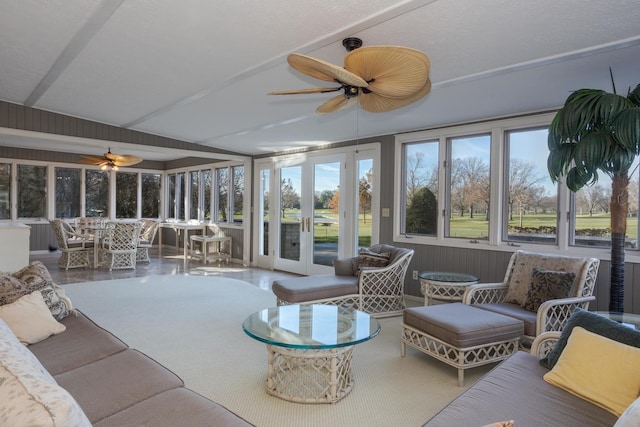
[
  {"left": 100, "top": 222, "right": 142, "bottom": 270},
  {"left": 136, "top": 219, "right": 159, "bottom": 263},
  {"left": 462, "top": 250, "right": 600, "bottom": 346},
  {"left": 50, "top": 219, "right": 92, "bottom": 270},
  {"left": 273, "top": 244, "right": 414, "bottom": 317}
]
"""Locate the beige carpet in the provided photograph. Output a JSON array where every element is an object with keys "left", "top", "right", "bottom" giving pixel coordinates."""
[{"left": 62, "top": 275, "right": 492, "bottom": 427}]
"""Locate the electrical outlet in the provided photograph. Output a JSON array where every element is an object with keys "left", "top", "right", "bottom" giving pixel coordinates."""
[{"left": 412, "top": 270, "right": 418, "bottom": 280}]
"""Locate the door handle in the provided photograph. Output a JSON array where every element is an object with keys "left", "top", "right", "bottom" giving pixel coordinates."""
[
  {"left": 306, "top": 217, "right": 311, "bottom": 231},
  {"left": 301, "top": 217, "right": 305, "bottom": 232}
]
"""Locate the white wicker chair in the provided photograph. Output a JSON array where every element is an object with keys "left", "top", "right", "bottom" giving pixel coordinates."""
[
  {"left": 463, "top": 250, "right": 600, "bottom": 346},
  {"left": 50, "top": 219, "right": 92, "bottom": 270},
  {"left": 274, "top": 244, "right": 414, "bottom": 318},
  {"left": 100, "top": 222, "right": 142, "bottom": 271},
  {"left": 136, "top": 219, "right": 159, "bottom": 263}
]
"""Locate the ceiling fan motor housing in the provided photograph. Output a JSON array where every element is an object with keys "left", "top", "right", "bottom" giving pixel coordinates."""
[{"left": 342, "top": 37, "right": 363, "bottom": 51}]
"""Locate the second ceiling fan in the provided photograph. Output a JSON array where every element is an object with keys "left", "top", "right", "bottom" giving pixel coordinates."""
[{"left": 269, "top": 37, "right": 431, "bottom": 114}]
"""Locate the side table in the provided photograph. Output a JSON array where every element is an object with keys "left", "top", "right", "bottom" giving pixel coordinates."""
[{"left": 419, "top": 271, "right": 478, "bottom": 306}]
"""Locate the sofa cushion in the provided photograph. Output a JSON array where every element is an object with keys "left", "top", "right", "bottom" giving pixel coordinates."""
[
  {"left": 0, "top": 291, "right": 66, "bottom": 345},
  {"left": 543, "top": 326, "right": 640, "bottom": 417},
  {"left": 93, "top": 387, "right": 253, "bottom": 427},
  {"left": 522, "top": 268, "right": 575, "bottom": 312},
  {"left": 423, "top": 351, "right": 617, "bottom": 427},
  {"left": 28, "top": 310, "right": 128, "bottom": 375},
  {"left": 0, "top": 318, "right": 91, "bottom": 427},
  {"left": 472, "top": 302, "right": 537, "bottom": 337},
  {"left": 54, "top": 349, "right": 184, "bottom": 424},
  {"left": 356, "top": 248, "right": 390, "bottom": 275},
  {"left": 272, "top": 274, "right": 358, "bottom": 303},
  {"left": 540, "top": 308, "right": 640, "bottom": 369}
]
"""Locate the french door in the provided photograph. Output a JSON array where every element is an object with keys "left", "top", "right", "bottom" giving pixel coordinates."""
[{"left": 273, "top": 153, "right": 345, "bottom": 275}]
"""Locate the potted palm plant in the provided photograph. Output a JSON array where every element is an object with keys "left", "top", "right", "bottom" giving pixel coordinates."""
[{"left": 547, "top": 78, "right": 640, "bottom": 312}]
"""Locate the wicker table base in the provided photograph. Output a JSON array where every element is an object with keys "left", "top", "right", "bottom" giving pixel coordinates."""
[{"left": 265, "top": 344, "right": 354, "bottom": 404}]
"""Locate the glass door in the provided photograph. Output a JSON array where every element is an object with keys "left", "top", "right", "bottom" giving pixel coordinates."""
[{"left": 274, "top": 154, "right": 345, "bottom": 275}]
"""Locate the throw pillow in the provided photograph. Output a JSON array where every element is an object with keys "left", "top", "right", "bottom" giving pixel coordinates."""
[
  {"left": 0, "top": 274, "right": 27, "bottom": 306},
  {"left": 356, "top": 249, "right": 391, "bottom": 276},
  {"left": 11, "top": 261, "right": 54, "bottom": 291},
  {"left": 0, "top": 291, "right": 66, "bottom": 345},
  {"left": 0, "top": 320, "right": 91, "bottom": 427},
  {"left": 39, "top": 284, "right": 70, "bottom": 321},
  {"left": 522, "top": 268, "right": 575, "bottom": 312},
  {"left": 615, "top": 396, "right": 640, "bottom": 427},
  {"left": 540, "top": 308, "right": 640, "bottom": 369},
  {"left": 543, "top": 326, "right": 640, "bottom": 417}
]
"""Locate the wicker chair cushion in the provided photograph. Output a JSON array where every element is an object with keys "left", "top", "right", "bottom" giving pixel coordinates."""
[
  {"left": 540, "top": 308, "right": 640, "bottom": 369},
  {"left": 522, "top": 268, "right": 575, "bottom": 312},
  {"left": 543, "top": 326, "right": 640, "bottom": 417},
  {"left": 504, "top": 251, "right": 587, "bottom": 305}
]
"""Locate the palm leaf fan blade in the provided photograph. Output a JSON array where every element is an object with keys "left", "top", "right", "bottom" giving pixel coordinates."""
[
  {"left": 359, "top": 79, "right": 431, "bottom": 113},
  {"left": 344, "top": 46, "right": 430, "bottom": 99},
  {"left": 316, "top": 95, "right": 358, "bottom": 115},
  {"left": 269, "top": 87, "right": 342, "bottom": 95},
  {"left": 112, "top": 154, "right": 143, "bottom": 167},
  {"left": 287, "top": 54, "right": 368, "bottom": 87}
]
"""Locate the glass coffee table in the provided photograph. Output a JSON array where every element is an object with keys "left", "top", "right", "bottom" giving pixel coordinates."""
[{"left": 242, "top": 304, "right": 381, "bottom": 403}]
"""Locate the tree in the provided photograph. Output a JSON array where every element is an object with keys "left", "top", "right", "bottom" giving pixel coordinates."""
[
  {"left": 328, "top": 191, "right": 340, "bottom": 213},
  {"left": 280, "top": 178, "right": 299, "bottom": 218},
  {"left": 359, "top": 169, "right": 373, "bottom": 224},
  {"left": 406, "top": 187, "right": 437, "bottom": 235},
  {"left": 547, "top": 81, "right": 640, "bottom": 312}
]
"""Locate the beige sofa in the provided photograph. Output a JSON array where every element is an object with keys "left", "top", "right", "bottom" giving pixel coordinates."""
[
  {"left": 0, "top": 262, "right": 251, "bottom": 426},
  {"left": 423, "top": 309, "right": 640, "bottom": 427}
]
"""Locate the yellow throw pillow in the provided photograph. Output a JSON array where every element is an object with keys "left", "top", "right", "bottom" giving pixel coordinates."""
[
  {"left": 0, "top": 291, "right": 66, "bottom": 345},
  {"left": 543, "top": 326, "right": 640, "bottom": 417}
]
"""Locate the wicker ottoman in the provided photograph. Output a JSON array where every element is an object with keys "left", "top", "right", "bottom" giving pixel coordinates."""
[{"left": 401, "top": 303, "right": 523, "bottom": 386}]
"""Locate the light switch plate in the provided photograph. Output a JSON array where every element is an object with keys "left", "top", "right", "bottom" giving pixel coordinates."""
[{"left": 382, "top": 208, "right": 390, "bottom": 217}]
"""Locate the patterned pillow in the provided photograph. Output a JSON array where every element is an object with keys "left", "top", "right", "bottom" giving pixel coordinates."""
[
  {"left": 0, "top": 262, "right": 70, "bottom": 320},
  {"left": 522, "top": 268, "right": 575, "bottom": 312},
  {"left": 356, "top": 249, "right": 391, "bottom": 276},
  {"left": 0, "top": 275, "right": 27, "bottom": 306},
  {"left": 482, "top": 422, "right": 514, "bottom": 427},
  {"left": 11, "top": 261, "right": 54, "bottom": 291}
]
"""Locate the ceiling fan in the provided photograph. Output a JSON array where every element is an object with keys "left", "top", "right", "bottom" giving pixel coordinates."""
[
  {"left": 269, "top": 37, "right": 431, "bottom": 114},
  {"left": 78, "top": 148, "right": 143, "bottom": 170}
]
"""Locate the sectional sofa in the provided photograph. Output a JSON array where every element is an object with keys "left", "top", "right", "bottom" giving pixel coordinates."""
[
  {"left": 0, "top": 262, "right": 251, "bottom": 426},
  {"left": 423, "top": 309, "right": 640, "bottom": 427}
]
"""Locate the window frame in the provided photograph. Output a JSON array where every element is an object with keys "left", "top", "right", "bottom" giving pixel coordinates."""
[{"left": 393, "top": 112, "right": 600, "bottom": 255}]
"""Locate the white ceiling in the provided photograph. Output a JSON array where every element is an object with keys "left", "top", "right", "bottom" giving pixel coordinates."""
[{"left": 1, "top": 0, "right": 639, "bottom": 161}]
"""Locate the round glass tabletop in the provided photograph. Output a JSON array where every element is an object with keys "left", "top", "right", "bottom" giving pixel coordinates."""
[
  {"left": 595, "top": 312, "right": 640, "bottom": 330},
  {"left": 242, "top": 304, "right": 381, "bottom": 350},
  {"left": 418, "top": 271, "right": 478, "bottom": 283}
]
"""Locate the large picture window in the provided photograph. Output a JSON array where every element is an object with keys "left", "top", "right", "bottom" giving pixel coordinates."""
[
  {"left": 55, "top": 167, "right": 81, "bottom": 219},
  {"left": 141, "top": 173, "right": 161, "bottom": 218},
  {"left": 86, "top": 169, "right": 108, "bottom": 218},
  {"left": 402, "top": 141, "right": 439, "bottom": 236},
  {"left": 0, "top": 163, "right": 10, "bottom": 220},
  {"left": 115, "top": 172, "right": 137, "bottom": 218},
  {"left": 17, "top": 165, "right": 46, "bottom": 219}
]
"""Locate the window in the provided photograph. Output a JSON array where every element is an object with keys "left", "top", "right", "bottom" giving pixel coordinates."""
[
  {"left": 260, "top": 168, "right": 270, "bottom": 256},
  {"left": 115, "top": 171, "right": 137, "bottom": 218},
  {"left": 203, "top": 169, "right": 212, "bottom": 221},
  {"left": 504, "top": 128, "right": 557, "bottom": 245},
  {"left": 17, "top": 165, "right": 46, "bottom": 219},
  {"left": 216, "top": 168, "right": 229, "bottom": 222},
  {"left": 55, "top": 167, "right": 81, "bottom": 219},
  {"left": 232, "top": 165, "right": 244, "bottom": 223},
  {"left": 357, "top": 159, "right": 373, "bottom": 249},
  {"left": 86, "top": 170, "right": 108, "bottom": 218},
  {"left": 190, "top": 171, "right": 199, "bottom": 220},
  {"left": 571, "top": 159, "right": 639, "bottom": 249},
  {"left": 447, "top": 134, "right": 491, "bottom": 240},
  {"left": 402, "top": 141, "right": 439, "bottom": 236},
  {"left": 0, "top": 163, "right": 10, "bottom": 219},
  {"left": 141, "top": 173, "right": 161, "bottom": 218}
]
